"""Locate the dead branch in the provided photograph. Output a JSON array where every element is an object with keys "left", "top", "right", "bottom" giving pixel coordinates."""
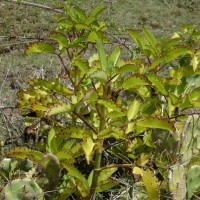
[{"left": 2, "top": 0, "right": 64, "bottom": 13}]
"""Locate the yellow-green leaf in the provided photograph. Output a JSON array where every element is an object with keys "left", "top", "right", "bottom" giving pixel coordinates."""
[
  {"left": 143, "top": 28, "right": 156, "bottom": 47},
  {"left": 146, "top": 73, "right": 168, "bottom": 95},
  {"left": 127, "top": 99, "right": 141, "bottom": 121},
  {"left": 98, "top": 100, "right": 121, "bottom": 112},
  {"left": 57, "top": 126, "right": 95, "bottom": 139},
  {"left": 7, "top": 147, "right": 43, "bottom": 163},
  {"left": 89, "top": 5, "right": 106, "bottom": 17},
  {"left": 96, "top": 179, "right": 118, "bottom": 193},
  {"left": 50, "top": 33, "right": 69, "bottom": 48},
  {"left": 137, "top": 117, "right": 175, "bottom": 131},
  {"left": 73, "top": 59, "right": 89, "bottom": 73},
  {"left": 133, "top": 167, "right": 160, "bottom": 200},
  {"left": 98, "top": 166, "right": 118, "bottom": 183},
  {"left": 98, "top": 127, "right": 127, "bottom": 139},
  {"left": 123, "top": 75, "right": 148, "bottom": 89},
  {"left": 97, "top": 41, "right": 107, "bottom": 70},
  {"left": 81, "top": 137, "right": 95, "bottom": 164},
  {"left": 25, "top": 42, "right": 55, "bottom": 55},
  {"left": 47, "top": 103, "right": 72, "bottom": 116}
]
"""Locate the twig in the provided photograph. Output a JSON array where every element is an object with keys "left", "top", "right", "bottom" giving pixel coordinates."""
[
  {"left": 56, "top": 54, "right": 75, "bottom": 86},
  {"left": 2, "top": 0, "right": 63, "bottom": 13},
  {"left": 73, "top": 111, "right": 98, "bottom": 134},
  {"left": 105, "top": 31, "right": 132, "bottom": 54}
]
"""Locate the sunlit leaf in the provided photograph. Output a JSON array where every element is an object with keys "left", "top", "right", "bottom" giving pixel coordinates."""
[
  {"left": 137, "top": 117, "right": 175, "bottom": 131},
  {"left": 97, "top": 41, "right": 107, "bottom": 70},
  {"left": 25, "top": 42, "right": 55, "bottom": 55},
  {"left": 50, "top": 33, "right": 69, "bottom": 48},
  {"left": 107, "top": 47, "right": 121, "bottom": 75},
  {"left": 123, "top": 75, "right": 148, "bottom": 89},
  {"left": 133, "top": 167, "right": 160, "bottom": 200},
  {"left": 29, "top": 79, "right": 73, "bottom": 95},
  {"left": 63, "top": 163, "right": 88, "bottom": 183},
  {"left": 164, "top": 47, "right": 191, "bottom": 63},
  {"left": 98, "top": 127, "right": 127, "bottom": 140},
  {"left": 146, "top": 73, "right": 168, "bottom": 95},
  {"left": 47, "top": 103, "right": 72, "bottom": 116},
  {"left": 127, "top": 30, "right": 147, "bottom": 51},
  {"left": 118, "top": 64, "right": 140, "bottom": 74},
  {"left": 89, "top": 5, "right": 106, "bottom": 17},
  {"left": 56, "top": 126, "right": 95, "bottom": 139},
  {"left": 98, "top": 166, "right": 118, "bottom": 183},
  {"left": 127, "top": 99, "right": 142, "bottom": 121},
  {"left": 98, "top": 100, "right": 121, "bottom": 112},
  {"left": 73, "top": 58, "right": 89, "bottom": 73},
  {"left": 81, "top": 137, "right": 95, "bottom": 164},
  {"left": 73, "top": 6, "right": 87, "bottom": 20},
  {"left": 7, "top": 147, "right": 43, "bottom": 163},
  {"left": 58, "top": 19, "right": 74, "bottom": 29},
  {"left": 90, "top": 70, "right": 107, "bottom": 83},
  {"left": 143, "top": 28, "right": 156, "bottom": 47}
]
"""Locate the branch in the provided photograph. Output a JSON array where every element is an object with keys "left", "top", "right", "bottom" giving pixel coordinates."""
[
  {"left": 2, "top": 0, "right": 63, "bottom": 13},
  {"left": 56, "top": 54, "right": 75, "bottom": 86},
  {"left": 105, "top": 31, "right": 132, "bottom": 54},
  {"left": 72, "top": 111, "right": 98, "bottom": 135}
]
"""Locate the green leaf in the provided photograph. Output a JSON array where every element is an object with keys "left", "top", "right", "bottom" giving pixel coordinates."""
[
  {"left": 107, "top": 110, "right": 126, "bottom": 119},
  {"left": 133, "top": 167, "right": 160, "bottom": 200},
  {"left": 7, "top": 147, "right": 43, "bottom": 163},
  {"left": 47, "top": 103, "right": 72, "bottom": 116},
  {"left": 63, "top": 163, "right": 88, "bottom": 183},
  {"left": 58, "top": 19, "right": 74, "bottom": 29},
  {"left": 96, "top": 179, "right": 118, "bottom": 193},
  {"left": 50, "top": 33, "right": 69, "bottom": 48},
  {"left": 107, "top": 47, "right": 121, "bottom": 75},
  {"left": 90, "top": 70, "right": 107, "bottom": 83},
  {"left": 89, "top": 5, "right": 106, "bottom": 17},
  {"left": 47, "top": 127, "right": 56, "bottom": 153},
  {"left": 77, "top": 180, "right": 90, "bottom": 197},
  {"left": 63, "top": 163, "right": 89, "bottom": 197},
  {"left": 88, "top": 31, "right": 103, "bottom": 42},
  {"left": 56, "top": 150, "right": 74, "bottom": 163},
  {"left": 164, "top": 47, "right": 191, "bottom": 63},
  {"left": 81, "top": 137, "right": 95, "bottom": 164},
  {"left": 25, "top": 42, "right": 55, "bottom": 55},
  {"left": 98, "top": 100, "right": 121, "bottom": 112},
  {"left": 98, "top": 127, "right": 127, "bottom": 140},
  {"left": 162, "top": 37, "right": 181, "bottom": 51},
  {"left": 123, "top": 75, "right": 148, "bottom": 89},
  {"left": 127, "top": 29, "right": 147, "bottom": 52},
  {"left": 73, "top": 58, "right": 89, "bottom": 73},
  {"left": 137, "top": 117, "right": 175, "bottom": 131},
  {"left": 96, "top": 41, "right": 107, "bottom": 71},
  {"left": 127, "top": 99, "right": 142, "bottom": 121},
  {"left": 118, "top": 64, "right": 140, "bottom": 74},
  {"left": 73, "top": 6, "right": 87, "bottom": 20},
  {"left": 146, "top": 73, "right": 168, "bottom": 95},
  {"left": 75, "top": 23, "right": 90, "bottom": 30},
  {"left": 56, "top": 126, "right": 94, "bottom": 139},
  {"left": 98, "top": 166, "right": 118, "bottom": 183},
  {"left": 29, "top": 79, "right": 73, "bottom": 95},
  {"left": 143, "top": 28, "right": 156, "bottom": 47}
]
